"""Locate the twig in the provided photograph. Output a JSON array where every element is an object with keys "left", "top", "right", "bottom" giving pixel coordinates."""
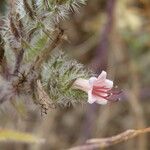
[{"left": 69, "top": 127, "right": 150, "bottom": 150}]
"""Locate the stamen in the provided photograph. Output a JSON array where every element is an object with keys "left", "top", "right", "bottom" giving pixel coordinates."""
[{"left": 92, "top": 86, "right": 122, "bottom": 103}]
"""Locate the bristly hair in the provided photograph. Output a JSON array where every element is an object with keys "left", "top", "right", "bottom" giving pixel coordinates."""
[
  {"left": 41, "top": 50, "right": 92, "bottom": 107},
  {"left": 0, "top": 0, "right": 88, "bottom": 114},
  {"left": 23, "top": 0, "right": 36, "bottom": 20}
]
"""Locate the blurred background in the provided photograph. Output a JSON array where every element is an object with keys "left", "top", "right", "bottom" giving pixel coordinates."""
[{"left": 0, "top": 0, "right": 150, "bottom": 149}]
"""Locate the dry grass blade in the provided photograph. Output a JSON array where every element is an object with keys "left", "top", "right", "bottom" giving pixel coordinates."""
[
  {"left": 0, "top": 128, "right": 45, "bottom": 144},
  {"left": 69, "top": 127, "right": 150, "bottom": 150}
]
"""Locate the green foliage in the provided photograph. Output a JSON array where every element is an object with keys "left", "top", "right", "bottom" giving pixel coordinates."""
[
  {"left": 1, "top": 0, "right": 87, "bottom": 67},
  {"left": 0, "top": 0, "right": 89, "bottom": 112},
  {"left": 25, "top": 34, "right": 48, "bottom": 61},
  {"left": 41, "top": 50, "right": 92, "bottom": 107},
  {"left": 0, "top": 0, "right": 6, "bottom": 15}
]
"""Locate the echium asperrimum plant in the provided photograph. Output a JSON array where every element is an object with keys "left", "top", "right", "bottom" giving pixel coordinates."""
[{"left": 0, "top": 0, "right": 120, "bottom": 114}]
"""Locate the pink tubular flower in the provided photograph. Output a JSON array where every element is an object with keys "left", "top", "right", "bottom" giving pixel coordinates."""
[{"left": 73, "top": 71, "right": 120, "bottom": 105}]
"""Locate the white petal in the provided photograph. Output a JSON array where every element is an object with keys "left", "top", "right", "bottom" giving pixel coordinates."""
[
  {"left": 88, "top": 90, "right": 96, "bottom": 104},
  {"left": 105, "top": 79, "right": 113, "bottom": 88},
  {"left": 95, "top": 97, "right": 108, "bottom": 105},
  {"left": 96, "top": 100, "right": 108, "bottom": 105},
  {"left": 90, "top": 95, "right": 108, "bottom": 105},
  {"left": 98, "top": 71, "right": 107, "bottom": 80},
  {"left": 89, "top": 77, "right": 97, "bottom": 86},
  {"left": 73, "top": 78, "right": 90, "bottom": 92}
]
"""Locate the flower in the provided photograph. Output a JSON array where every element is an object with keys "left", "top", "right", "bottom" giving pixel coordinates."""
[
  {"left": 73, "top": 71, "right": 120, "bottom": 105},
  {"left": 88, "top": 71, "right": 113, "bottom": 105}
]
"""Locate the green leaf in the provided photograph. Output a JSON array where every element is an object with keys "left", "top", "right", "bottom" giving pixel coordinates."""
[{"left": 25, "top": 34, "right": 48, "bottom": 61}]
